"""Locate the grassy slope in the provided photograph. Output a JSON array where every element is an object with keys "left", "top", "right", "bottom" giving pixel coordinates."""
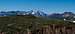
[{"left": 0, "top": 15, "right": 67, "bottom": 32}]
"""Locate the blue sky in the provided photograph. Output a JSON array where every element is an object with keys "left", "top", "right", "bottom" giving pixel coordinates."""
[{"left": 0, "top": 0, "right": 75, "bottom": 14}]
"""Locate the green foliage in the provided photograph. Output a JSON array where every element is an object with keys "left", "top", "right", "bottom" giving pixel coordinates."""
[{"left": 0, "top": 15, "right": 66, "bottom": 33}]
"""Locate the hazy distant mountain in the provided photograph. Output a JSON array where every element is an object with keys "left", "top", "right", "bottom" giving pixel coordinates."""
[
  {"left": 48, "top": 12, "right": 75, "bottom": 20},
  {"left": 16, "top": 10, "right": 47, "bottom": 17},
  {"left": 63, "top": 12, "right": 74, "bottom": 17},
  {"left": 0, "top": 11, "right": 16, "bottom": 16},
  {"left": 0, "top": 10, "right": 47, "bottom": 17},
  {"left": 48, "top": 13, "right": 64, "bottom": 19},
  {"left": 0, "top": 10, "right": 75, "bottom": 20},
  {"left": 63, "top": 12, "right": 75, "bottom": 20},
  {"left": 32, "top": 10, "right": 47, "bottom": 17}
]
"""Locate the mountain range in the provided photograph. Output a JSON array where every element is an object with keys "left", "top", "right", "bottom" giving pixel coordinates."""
[{"left": 0, "top": 10, "right": 74, "bottom": 20}]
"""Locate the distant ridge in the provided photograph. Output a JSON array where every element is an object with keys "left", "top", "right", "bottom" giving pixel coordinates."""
[
  {"left": 0, "top": 10, "right": 47, "bottom": 17},
  {"left": 0, "top": 10, "right": 75, "bottom": 20}
]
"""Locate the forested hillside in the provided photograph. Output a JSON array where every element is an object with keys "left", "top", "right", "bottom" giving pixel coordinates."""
[{"left": 0, "top": 15, "right": 74, "bottom": 34}]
